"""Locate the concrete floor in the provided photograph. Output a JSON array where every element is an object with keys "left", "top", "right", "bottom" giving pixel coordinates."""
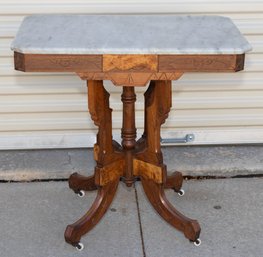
[{"left": 0, "top": 177, "right": 262, "bottom": 257}]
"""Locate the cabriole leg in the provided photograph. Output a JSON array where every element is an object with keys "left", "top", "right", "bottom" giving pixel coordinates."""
[
  {"left": 65, "top": 80, "right": 124, "bottom": 248},
  {"left": 138, "top": 80, "right": 201, "bottom": 243}
]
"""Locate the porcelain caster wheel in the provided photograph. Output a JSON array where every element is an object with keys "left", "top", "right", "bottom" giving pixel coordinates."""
[
  {"left": 77, "top": 190, "right": 85, "bottom": 198},
  {"left": 193, "top": 238, "right": 201, "bottom": 246},
  {"left": 177, "top": 189, "right": 185, "bottom": 196},
  {"left": 75, "top": 242, "right": 84, "bottom": 251}
]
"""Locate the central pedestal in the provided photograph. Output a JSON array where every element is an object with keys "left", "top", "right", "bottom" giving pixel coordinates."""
[{"left": 64, "top": 80, "right": 201, "bottom": 250}]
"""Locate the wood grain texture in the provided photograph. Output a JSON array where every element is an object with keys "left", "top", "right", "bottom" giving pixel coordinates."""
[
  {"left": 108, "top": 72, "right": 153, "bottom": 86},
  {"left": 14, "top": 52, "right": 25, "bottom": 71},
  {"left": 77, "top": 71, "right": 183, "bottom": 86},
  {"left": 93, "top": 143, "right": 100, "bottom": 162},
  {"left": 164, "top": 171, "right": 184, "bottom": 192},
  {"left": 87, "top": 80, "right": 114, "bottom": 165},
  {"left": 63, "top": 79, "right": 201, "bottom": 246},
  {"left": 87, "top": 80, "right": 125, "bottom": 184},
  {"left": 15, "top": 52, "right": 244, "bottom": 76},
  {"left": 121, "top": 87, "right": 137, "bottom": 186},
  {"left": 136, "top": 80, "right": 172, "bottom": 165},
  {"left": 65, "top": 179, "right": 119, "bottom": 246},
  {"left": 14, "top": 52, "right": 102, "bottom": 72},
  {"left": 64, "top": 81, "right": 124, "bottom": 246},
  {"left": 159, "top": 54, "right": 245, "bottom": 72},
  {"left": 103, "top": 54, "right": 158, "bottom": 72},
  {"left": 235, "top": 54, "right": 246, "bottom": 71},
  {"left": 141, "top": 176, "right": 201, "bottom": 242},
  {"left": 68, "top": 173, "right": 97, "bottom": 193},
  {"left": 95, "top": 160, "right": 125, "bottom": 186},
  {"left": 133, "top": 159, "right": 164, "bottom": 184}
]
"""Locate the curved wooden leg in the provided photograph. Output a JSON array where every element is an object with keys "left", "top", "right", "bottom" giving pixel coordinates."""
[
  {"left": 141, "top": 177, "right": 200, "bottom": 242},
  {"left": 68, "top": 172, "right": 97, "bottom": 193},
  {"left": 165, "top": 171, "right": 184, "bottom": 192},
  {"left": 65, "top": 179, "right": 119, "bottom": 246}
]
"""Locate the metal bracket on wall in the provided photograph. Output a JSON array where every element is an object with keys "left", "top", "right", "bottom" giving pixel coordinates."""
[{"left": 160, "top": 134, "right": 195, "bottom": 144}]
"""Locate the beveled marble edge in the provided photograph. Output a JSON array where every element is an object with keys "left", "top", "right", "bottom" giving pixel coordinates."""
[{"left": 11, "top": 46, "right": 252, "bottom": 55}]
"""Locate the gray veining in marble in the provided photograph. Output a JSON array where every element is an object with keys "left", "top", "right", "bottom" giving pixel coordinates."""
[{"left": 11, "top": 15, "right": 252, "bottom": 55}]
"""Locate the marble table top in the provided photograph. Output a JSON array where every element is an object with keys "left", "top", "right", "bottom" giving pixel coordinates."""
[{"left": 11, "top": 15, "right": 252, "bottom": 55}]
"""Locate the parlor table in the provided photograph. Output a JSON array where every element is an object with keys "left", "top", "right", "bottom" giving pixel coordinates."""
[{"left": 11, "top": 14, "right": 251, "bottom": 251}]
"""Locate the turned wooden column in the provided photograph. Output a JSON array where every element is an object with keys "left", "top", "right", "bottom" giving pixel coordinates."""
[{"left": 121, "top": 87, "right": 137, "bottom": 186}]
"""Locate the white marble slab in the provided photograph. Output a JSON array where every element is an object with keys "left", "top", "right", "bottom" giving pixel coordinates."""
[{"left": 11, "top": 15, "right": 252, "bottom": 55}]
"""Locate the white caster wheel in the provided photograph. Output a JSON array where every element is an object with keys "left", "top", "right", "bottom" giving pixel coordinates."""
[
  {"left": 75, "top": 242, "right": 84, "bottom": 251},
  {"left": 194, "top": 238, "right": 201, "bottom": 246},
  {"left": 177, "top": 189, "right": 185, "bottom": 196},
  {"left": 77, "top": 190, "right": 85, "bottom": 198}
]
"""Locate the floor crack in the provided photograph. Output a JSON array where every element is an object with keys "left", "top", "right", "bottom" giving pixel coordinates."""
[
  {"left": 135, "top": 185, "right": 146, "bottom": 257},
  {"left": 0, "top": 174, "right": 262, "bottom": 183}
]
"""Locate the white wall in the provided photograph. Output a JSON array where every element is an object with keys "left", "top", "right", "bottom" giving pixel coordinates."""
[{"left": 0, "top": 0, "right": 263, "bottom": 149}]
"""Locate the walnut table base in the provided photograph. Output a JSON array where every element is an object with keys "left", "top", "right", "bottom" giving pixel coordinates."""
[{"left": 64, "top": 79, "right": 201, "bottom": 249}]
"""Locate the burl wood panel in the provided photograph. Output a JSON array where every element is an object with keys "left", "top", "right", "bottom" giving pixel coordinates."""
[
  {"left": 103, "top": 54, "right": 158, "bottom": 72},
  {"left": 95, "top": 160, "right": 125, "bottom": 186},
  {"left": 14, "top": 52, "right": 102, "bottom": 72},
  {"left": 133, "top": 159, "right": 164, "bottom": 184}
]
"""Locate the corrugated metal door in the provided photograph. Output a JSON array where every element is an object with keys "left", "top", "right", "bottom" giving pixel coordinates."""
[{"left": 0, "top": 0, "right": 263, "bottom": 149}]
